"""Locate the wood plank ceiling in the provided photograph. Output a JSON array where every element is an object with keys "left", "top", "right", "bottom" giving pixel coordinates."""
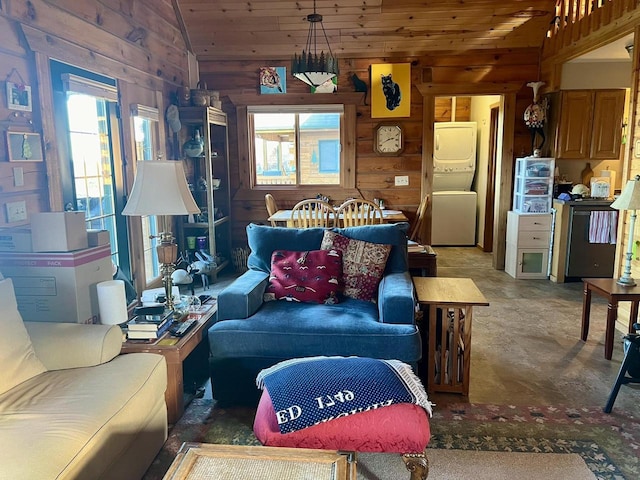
[{"left": 175, "top": 0, "right": 558, "bottom": 61}]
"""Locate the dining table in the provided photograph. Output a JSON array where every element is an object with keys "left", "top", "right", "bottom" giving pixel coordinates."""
[{"left": 267, "top": 208, "right": 409, "bottom": 227}]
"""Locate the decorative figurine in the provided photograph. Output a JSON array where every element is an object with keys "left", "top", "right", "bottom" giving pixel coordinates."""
[
  {"left": 183, "top": 129, "right": 204, "bottom": 157},
  {"left": 524, "top": 81, "right": 549, "bottom": 155}
]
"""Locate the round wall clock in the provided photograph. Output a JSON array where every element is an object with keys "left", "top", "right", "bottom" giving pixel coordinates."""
[{"left": 374, "top": 123, "right": 404, "bottom": 155}]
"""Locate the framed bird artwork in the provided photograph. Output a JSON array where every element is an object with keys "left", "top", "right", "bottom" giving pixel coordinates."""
[{"left": 259, "top": 67, "right": 287, "bottom": 94}]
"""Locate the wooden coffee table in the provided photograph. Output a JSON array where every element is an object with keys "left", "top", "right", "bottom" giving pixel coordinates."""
[
  {"left": 121, "top": 304, "right": 217, "bottom": 424},
  {"left": 163, "top": 443, "right": 352, "bottom": 480}
]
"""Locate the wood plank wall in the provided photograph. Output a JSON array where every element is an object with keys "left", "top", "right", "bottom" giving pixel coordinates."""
[
  {"left": 0, "top": 15, "right": 47, "bottom": 229},
  {"left": 0, "top": 0, "right": 188, "bottom": 230},
  {"left": 0, "top": 1, "right": 634, "bottom": 276},
  {"left": 0, "top": 0, "right": 540, "bottom": 260},
  {"left": 541, "top": 1, "right": 640, "bottom": 328},
  {"left": 0, "top": 0, "right": 189, "bottom": 294},
  {"left": 616, "top": 24, "right": 640, "bottom": 286},
  {"left": 199, "top": 50, "right": 540, "bottom": 247}
]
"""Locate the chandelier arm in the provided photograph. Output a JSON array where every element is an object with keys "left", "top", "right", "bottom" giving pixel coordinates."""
[
  {"left": 305, "top": 17, "right": 314, "bottom": 54},
  {"left": 320, "top": 20, "right": 334, "bottom": 59},
  {"left": 313, "top": 21, "right": 318, "bottom": 56}
]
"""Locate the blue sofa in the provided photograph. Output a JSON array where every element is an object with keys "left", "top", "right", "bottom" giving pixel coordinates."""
[{"left": 207, "top": 222, "right": 421, "bottom": 406}]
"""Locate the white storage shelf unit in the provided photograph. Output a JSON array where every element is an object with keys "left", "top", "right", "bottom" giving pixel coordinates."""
[
  {"left": 513, "top": 157, "right": 555, "bottom": 214},
  {"left": 505, "top": 211, "right": 553, "bottom": 279}
]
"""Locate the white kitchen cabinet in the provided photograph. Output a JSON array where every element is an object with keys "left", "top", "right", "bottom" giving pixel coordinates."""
[{"left": 505, "top": 211, "right": 552, "bottom": 279}]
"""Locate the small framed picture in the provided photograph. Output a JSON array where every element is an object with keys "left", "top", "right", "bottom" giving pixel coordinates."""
[
  {"left": 371, "top": 63, "right": 411, "bottom": 118},
  {"left": 6, "top": 132, "right": 43, "bottom": 162},
  {"left": 6, "top": 81, "right": 32, "bottom": 112},
  {"left": 259, "top": 67, "right": 286, "bottom": 94}
]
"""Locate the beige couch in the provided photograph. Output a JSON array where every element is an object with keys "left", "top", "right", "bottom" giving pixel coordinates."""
[{"left": 0, "top": 274, "right": 168, "bottom": 480}]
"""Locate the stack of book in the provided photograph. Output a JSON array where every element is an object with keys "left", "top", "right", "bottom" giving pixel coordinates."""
[
  {"left": 408, "top": 240, "right": 427, "bottom": 253},
  {"left": 126, "top": 311, "right": 174, "bottom": 340}
]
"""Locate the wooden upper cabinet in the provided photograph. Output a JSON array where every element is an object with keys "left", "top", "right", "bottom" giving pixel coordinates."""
[
  {"left": 556, "top": 90, "right": 593, "bottom": 159},
  {"left": 590, "top": 90, "right": 625, "bottom": 159},
  {"left": 555, "top": 89, "right": 625, "bottom": 160}
]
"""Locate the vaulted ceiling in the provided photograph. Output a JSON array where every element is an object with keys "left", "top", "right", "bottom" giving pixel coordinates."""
[{"left": 174, "top": 0, "right": 558, "bottom": 61}]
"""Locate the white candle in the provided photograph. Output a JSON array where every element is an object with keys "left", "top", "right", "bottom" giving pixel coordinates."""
[{"left": 97, "top": 280, "right": 128, "bottom": 325}]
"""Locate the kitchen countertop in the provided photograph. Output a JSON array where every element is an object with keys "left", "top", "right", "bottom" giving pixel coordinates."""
[{"left": 553, "top": 198, "right": 613, "bottom": 206}]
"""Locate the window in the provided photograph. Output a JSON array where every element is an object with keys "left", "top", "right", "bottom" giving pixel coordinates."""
[
  {"left": 132, "top": 105, "right": 161, "bottom": 283},
  {"left": 250, "top": 106, "right": 343, "bottom": 186},
  {"left": 51, "top": 61, "right": 130, "bottom": 274}
]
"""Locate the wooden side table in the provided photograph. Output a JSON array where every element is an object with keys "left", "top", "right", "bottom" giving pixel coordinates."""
[
  {"left": 412, "top": 277, "right": 489, "bottom": 395},
  {"left": 121, "top": 304, "right": 217, "bottom": 424},
  {"left": 581, "top": 278, "right": 640, "bottom": 360}
]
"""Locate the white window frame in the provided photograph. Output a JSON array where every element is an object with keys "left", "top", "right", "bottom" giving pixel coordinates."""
[
  {"left": 131, "top": 104, "right": 161, "bottom": 285},
  {"left": 247, "top": 104, "right": 355, "bottom": 189}
]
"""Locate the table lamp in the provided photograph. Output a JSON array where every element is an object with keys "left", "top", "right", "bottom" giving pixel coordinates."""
[
  {"left": 122, "top": 160, "right": 200, "bottom": 310},
  {"left": 610, "top": 175, "right": 640, "bottom": 286}
]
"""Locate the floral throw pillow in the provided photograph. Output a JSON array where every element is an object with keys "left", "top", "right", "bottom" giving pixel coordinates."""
[
  {"left": 321, "top": 231, "right": 391, "bottom": 302},
  {"left": 265, "top": 249, "right": 343, "bottom": 304}
]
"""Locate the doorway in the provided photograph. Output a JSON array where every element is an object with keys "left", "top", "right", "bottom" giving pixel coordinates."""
[
  {"left": 417, "top": 83, "right": 519, "bottom": 269},
  {"left": 483, "top": 106, "right": 500, "bottom": 252},
  {"left": 431, "top": 95, "right": 503, "bottom": 251}
]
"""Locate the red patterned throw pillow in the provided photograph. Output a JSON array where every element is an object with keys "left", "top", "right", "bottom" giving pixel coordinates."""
[
  {"left": 321, "top": 231, "right": 391, "bottom": 302},
  {"left": 265, "top": 249, "right": 343, "bottom": 304}
]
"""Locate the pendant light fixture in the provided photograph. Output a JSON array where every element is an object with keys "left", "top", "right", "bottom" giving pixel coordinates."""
[{"left": 291, "top": 0, "right": 338, "bottom": 88}]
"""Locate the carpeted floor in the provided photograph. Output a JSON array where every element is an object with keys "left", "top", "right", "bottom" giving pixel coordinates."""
[
  {"left": 143, "top": 399, "right": 640, "bottom": 480},
  {"left": 358, "top": 450, "right": 595, "bottom": 479}
]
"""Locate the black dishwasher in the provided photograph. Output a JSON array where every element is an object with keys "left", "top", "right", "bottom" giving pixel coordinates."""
[{"left": 565, "top": 205, "right": 617, "bottom": 279}]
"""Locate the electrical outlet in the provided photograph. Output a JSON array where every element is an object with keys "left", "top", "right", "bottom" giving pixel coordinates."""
[
  {"left": 6, "top": 200, "right": 27, "bottom": 223},
  {"left": 395, "top": 175, "right": 409, "bottom": 186}
]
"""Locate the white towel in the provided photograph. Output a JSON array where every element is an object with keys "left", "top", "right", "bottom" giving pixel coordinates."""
[{"left": 589, "top": 211, "right": 618, "bottom": 244}]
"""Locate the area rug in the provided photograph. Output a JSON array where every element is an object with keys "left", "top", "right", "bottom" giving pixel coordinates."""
[
  {"left": 142, "top": 401, "right": 640, "bottom": 480},
  {"left": 358, "top": 450, "right": 594, "bottom": 479}
]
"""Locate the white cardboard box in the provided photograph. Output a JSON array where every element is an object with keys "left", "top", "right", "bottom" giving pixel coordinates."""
[
  {"left": 87, "top": 229, "right": 110, "bottom": 247},
  {"left": 31, "top": 211, "right": 88, "bottom": 252},
  {"left": 0, "top": 245, "right": 112, "bottom": 323},
  {"left": 0, "top": 229, "right": 32, "bottom": 252}
]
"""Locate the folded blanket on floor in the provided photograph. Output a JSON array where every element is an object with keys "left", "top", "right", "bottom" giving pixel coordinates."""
[{"left": 256, "top": 356, "right": 432, "bottom": 434}]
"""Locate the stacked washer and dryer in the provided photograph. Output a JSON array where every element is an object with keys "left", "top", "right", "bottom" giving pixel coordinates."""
[{"left": 431, "top": 121, "right": 478, "bottom": 245}]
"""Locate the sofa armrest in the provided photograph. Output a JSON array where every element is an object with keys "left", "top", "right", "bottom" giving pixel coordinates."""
[
  {"left": 377, "top": 272, "right": 416, "bottom": 325},
  {"left": 217, "top": 270, "right": 269, "bottom": 321},
  {"left": 24, "top": 322, "right": 123, "bottom": 370}
]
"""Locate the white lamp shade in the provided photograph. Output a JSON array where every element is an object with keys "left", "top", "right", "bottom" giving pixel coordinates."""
[
  {"left": 122, "top": 161, "right": 200, "bottom": 216},
  {"left": 293, "top": 71, "right": 337, "bottom": 88},
  {"left": 611, "top": 175, "right": 640, "bottom": 211}
]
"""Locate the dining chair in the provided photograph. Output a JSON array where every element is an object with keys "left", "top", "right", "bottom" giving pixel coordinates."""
[
  {"left": 265, "top": 194, "right": 278, "bottom": 227},
  {"left": 410, "top": 195, "right": 430, "bottom": 243},
  {"left": 336, "top": 199, "right": 383, "bottom": 227},
  {"left": 289, "top": 199, "right": 336, "bottom": 228}
]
